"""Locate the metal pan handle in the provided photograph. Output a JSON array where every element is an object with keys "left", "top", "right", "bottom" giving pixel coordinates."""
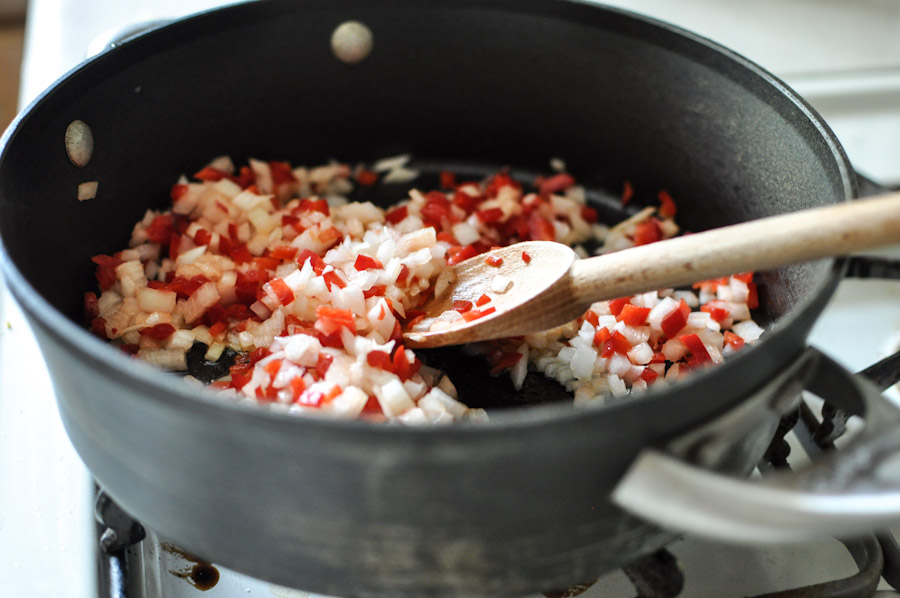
[{"left": 611, "top": 347, "right": 900, "bottom": 543}]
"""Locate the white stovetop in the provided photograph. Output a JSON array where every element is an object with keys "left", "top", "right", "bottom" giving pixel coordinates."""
[{"left": 2, "top": 1, "right": 900, "bottom": 597}]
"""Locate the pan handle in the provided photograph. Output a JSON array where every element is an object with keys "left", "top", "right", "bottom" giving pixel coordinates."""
[{"left": 611, "top": 346, "right": 900, "bottom": 543}]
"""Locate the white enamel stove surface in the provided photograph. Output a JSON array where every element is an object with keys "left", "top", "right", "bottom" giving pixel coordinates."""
[{"left": 2, "top": 1, "right": 900, "bottom": 597}]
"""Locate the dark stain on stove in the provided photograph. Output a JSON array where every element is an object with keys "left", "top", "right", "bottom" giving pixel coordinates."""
[
  {"left": 161, "top": 543, "right": 220, "bottom": 590},
  {"left": 542, "top": 578, "right": 598, "bottom": 598}
]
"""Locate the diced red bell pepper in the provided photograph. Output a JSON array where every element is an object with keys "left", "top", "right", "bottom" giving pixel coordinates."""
[
  {"left": 632, "top": 218, "right": 662, "bottom": 246},
  {"left": 205, "top": 304, "right": 227, "bottom": 325},
  {"left": 84, "top": 291, "right": 99, "bottom": 321},
  {"left": 452, "top": 190, "right": 480, "bottom": 214},
  {"left": 362, "top": 395, "right": 381, "bottom": 414},
  {"left": 618, "top": 303, "right": 651, "bottom": 326},
  {"left": 194, "top": 228, "right": 213, "bottom": 246},
  {"left": 421, "top": 192, "right": 454, "bottom": 227},
  {"left": 269, "top": 160, "right": 296, "bottom": 186},
  {"left": 297, "top": 198, "right": 330, "bottom": 215},
  {"left": 296, "top": 388, "right": 327, "bottom": 407},
  {"left": 452, "top": 300, "right": 473, "bottom": 313},
  {"left": 359, "top": 284, "right": 385, "bottom": 299},
  {"left": 145, "top": 214, "right": 175, "bottom": 244},
  {"left": 227, "top": 223, "right": 240, "bottom": 243},
  {"left": 485, "top": 172, "right": 520, "bottom": 198},
  {"left": 724, "top": 330, "right": 745, "bottom": 350},
  {"left": 462, "top": 306, "right": 496, "bottom": 322},
  {"left": 233, "top": 165, "right": 255, "bottom": 188},
  {"left": 657, "top": 190, "right": 677, "bottom": 218},
  {"left": 679, "top": 333, "right": 712, "bottom": 364},
  {"left": 661, "top": 299, "right": 691, "bottom": 338},
  {"left": 92, "top": 254, "right": 123, "bottom": 291},
  {"left": 476, "top": 207, "right": 504, "bottom": 225},
  {"left": 396, "top": 264, "right": 411, "bottom": 284},
  {"left": 366, "top": 350, "right": 393, "bottom": 371},
  {"left": 282, "top": 214, "right": 304, "bottom": 233},
  {"left": 600, "top": 330, "right": 633, "bottom": 358},
  {"left": 526, "top": 212, "right": 556, "bottom": 241},
  {"left": 263, "top": 359, "right": 283, "bottom": 378},
  {"left": 166, "top": 275, "right": 211, "bottom": 300},
  {"left": 593, "top": 326, "right": 611, "bottom": 347},
  {"left": 439, "top": 171, "right": 456, "bottom": 189},
  {"left": 253, "top": 256, "right": 281, "bottom": 271},
  {"left": 447, "top": 244, "right": 479, "bottom": 266},
  {"left": 354, "top": 254, "right": 384, "bottom": 271},
  {"left": 701, "top": 300, "right": 730, "bottom": 323},
  {"left": 249, "top": 346, "right": 271, "bottom": 365},
  {"left": 317, "top": 226, "right": 342, "bottom": 248},
  {"left": 640, "top": 367, "right": 659, "bottom": 384},
  {"left": 608, "top": 296, "right": 632, "bottom": 317},
  {"left": 193, "top": 166, "right": 229, "bottom": 182},
  {"left": 692, "top": 276, "right": 730, "bottom": 293},
  {"left": 489, "top": 351, "right": 523, "bottom": 375},
  {"left": 323, "top": 270, "right": 346, "bottom": 290},
  {"left": 356, "top": 169, "right": 378, "bottom": 187},
  {"left": 385, "top": 205, "right": 408, "bottom": 225},
  {"left": 621, "top": 180, "right": 634, "bottom": 206},
  {"left": 296, "top": 249, "right": 326, "bottom": 274},
  {"left": 538, "top": 173, "right": 576, "bottom": 196},
  {"left": 475, "top": 294, "right": 491, "bottom": 307},
  {"left": 227, "top": 243, "right": 253, "bottom": 264},
  {"left": 290, "top": 377, "right": 307, "bottom": 402},
  {"left": 485, "top": 254, "right": 503, "bottom": 267},
  {"left": 268, "top": 245, "right": 298, "bottom": 261},
  {"left": 747, "top": 281, "right": 759, "bottom": 309},
  {"left": 392, "top": 345, "right": 418, "bottom": 381},
  {"left": 268, "top": 278, "right": 294, "bottom": 305},
  {"left": 90, "top": 317, "right": 107, "bottom": 338},
  {"left": 170, "top": 183, "right": 189, "bottom": 202},
  {"left": 208, "top": 321, "right": 227, "bottom": 338},
  {"left": 316, "top": 353, "right": 334, "bottom": 379},
  {"left": 315, "top": 306, "right": 356, "bottom": 336}
]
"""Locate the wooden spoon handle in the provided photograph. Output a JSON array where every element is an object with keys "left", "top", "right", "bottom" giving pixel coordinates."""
[{"left": 570, "top": 192, "right": 900, "bottom": 303}]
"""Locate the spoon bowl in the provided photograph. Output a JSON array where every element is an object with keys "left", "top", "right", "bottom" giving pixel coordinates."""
[{"left": 404, "top": 241, "right": 583, "bottom": 347}]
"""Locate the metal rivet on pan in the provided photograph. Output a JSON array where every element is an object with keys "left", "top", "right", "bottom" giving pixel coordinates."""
[
  {"left": 65, "top": 120, "right": 94, "bottom": 167},
  {"left": 331, "top": 20, "right": 373, "bottom": 64}
]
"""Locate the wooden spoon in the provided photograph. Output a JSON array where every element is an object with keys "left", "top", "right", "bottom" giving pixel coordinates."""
[{"left": 403, "top": 192, "right": 900, "bottom": 348}]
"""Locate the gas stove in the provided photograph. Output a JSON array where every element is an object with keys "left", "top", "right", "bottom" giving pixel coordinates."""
[{"left": 3, "top": 1, "right": 900, "bottom": 597}]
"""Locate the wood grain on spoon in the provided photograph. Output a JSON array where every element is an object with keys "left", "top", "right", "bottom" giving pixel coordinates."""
[{"left": 403, "top": 192, "right": 900, "bottom": 348}]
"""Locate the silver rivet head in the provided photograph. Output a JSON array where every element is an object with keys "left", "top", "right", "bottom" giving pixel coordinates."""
[
  {"left": 65, "top": 120, "right": 94, "bottom": 168},
  {"left": 331, "top": 21, "right": 373, "bottom": 64}
]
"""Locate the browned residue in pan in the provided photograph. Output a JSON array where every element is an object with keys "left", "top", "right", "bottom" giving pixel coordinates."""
[
  {"left": 542, "top": 578, "right": 598, "bottom": 598},
  {"left": 162, "top": 543, "right": 220, "bottom": 591}
]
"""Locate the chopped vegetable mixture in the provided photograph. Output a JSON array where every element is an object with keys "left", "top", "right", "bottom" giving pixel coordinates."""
[{"left": 85, "top": 155, "right": 763, "bottom": 423}]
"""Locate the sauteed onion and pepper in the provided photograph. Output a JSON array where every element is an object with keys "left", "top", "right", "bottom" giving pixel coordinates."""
[{"left": 84, "top": 156, "right": 763, "bottom": 424}]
